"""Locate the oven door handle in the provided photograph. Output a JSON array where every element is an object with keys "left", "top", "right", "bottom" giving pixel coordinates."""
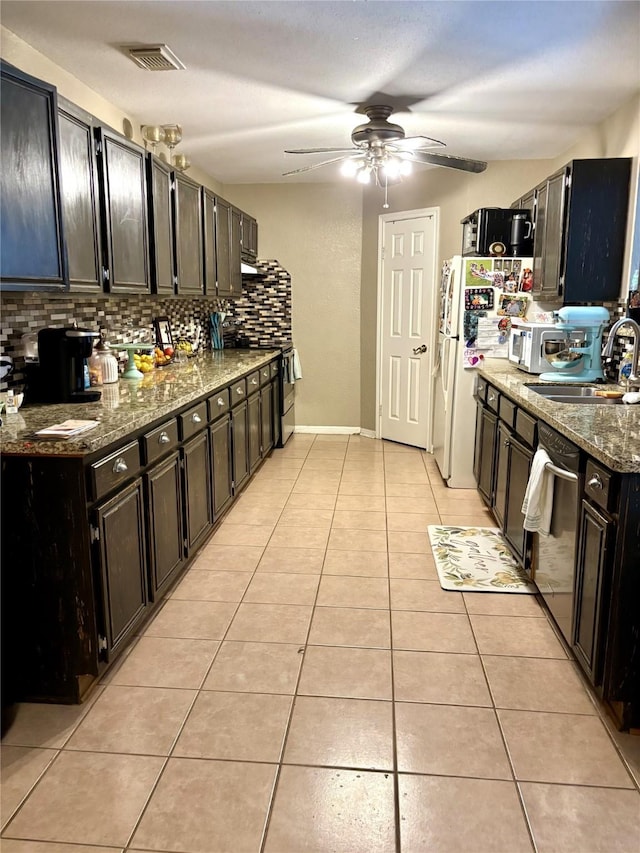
[{"left": 544, "top": 461, "right": 578, "bottom": 482}]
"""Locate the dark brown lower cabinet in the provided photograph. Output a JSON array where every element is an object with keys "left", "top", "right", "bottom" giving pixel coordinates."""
[
  {"left": 494, "top": 423, "right": 533, "bottom": 566},
  {"left": 261, "top": 383, "right": 274, "bottom": 454},
  {"left": 573, "top": 499, "right": 612, "bottom": 686},
  {"left": 182, "top": 431, "right": 213, "bottom": 553},
  {"left": 248, "top": 392, "right": 261, "bottom": 474},
  {"left": 210, "top": 414, "right": 232, "bottom": 517},
  {"left": 145, "top": 450, "right": 184, "bottom": 599},
  {"left": 232, "top": 400, "right": 249, "bottom": 492},
  {"left": 271, "top": 379, "right": 281, "bottom": 449},
  {"left": 93, "top": 478, "right": 148, "bottom": 661},
  {"left": 475, "top": 405, "right": 498, "bottom": 506}
]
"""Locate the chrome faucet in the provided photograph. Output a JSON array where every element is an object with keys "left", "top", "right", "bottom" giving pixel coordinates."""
[{"left": 602, "top": 317, "right": 640, "bottom": 389}]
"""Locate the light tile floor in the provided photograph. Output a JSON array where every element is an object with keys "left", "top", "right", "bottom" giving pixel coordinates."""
[{"left": 2, "top": 434, "right": 640, "bottom": 852}]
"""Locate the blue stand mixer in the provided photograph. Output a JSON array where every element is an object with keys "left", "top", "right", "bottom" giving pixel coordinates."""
[{"left": 539, "top": 306, "right": 610, "bottom": 382}]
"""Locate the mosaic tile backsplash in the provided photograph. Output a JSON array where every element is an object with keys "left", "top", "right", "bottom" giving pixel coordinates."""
[{"left": 0, "top": 260, "right": 292, "bottom": 391}]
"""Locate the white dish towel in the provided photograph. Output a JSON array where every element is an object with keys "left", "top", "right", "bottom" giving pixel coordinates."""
[
  {"left": 521, "top": 447, "right": 555, "bottom": 535},
  {"left": 292, "top": 349, "right": 303, "bottom": 381}
]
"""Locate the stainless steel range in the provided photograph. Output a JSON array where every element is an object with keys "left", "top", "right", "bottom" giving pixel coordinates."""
[{"left": 279, "top": 346, "right": 295, "bottom": 446}]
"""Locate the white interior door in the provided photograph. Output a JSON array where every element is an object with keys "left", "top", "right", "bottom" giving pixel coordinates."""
[{"left": 378, "top": 211, "right": 437, "bottom": 449}]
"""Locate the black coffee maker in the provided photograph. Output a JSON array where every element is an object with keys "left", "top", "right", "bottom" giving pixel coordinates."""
[{"left": 30, "top": 327, "right": 102, "bottom": 404}]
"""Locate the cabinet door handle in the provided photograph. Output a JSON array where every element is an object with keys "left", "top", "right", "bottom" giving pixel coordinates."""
[
  {"left": 113, "top": 458, "right": 128, "bottom": 474},
  {"left": 217, "top": 397, "right": 225, "bottom": 407},
  {"left": 236, "top": 387, "right": 244, "bottom": 395},
  {"left": 488, "top": 393, "right": 496, "bottom": 404},
  {"left": 251, "top": 378, "right": 258, "bottom": 385},
  {"left": 158, "top": 431, "right": 170, "bottom": 444},
  {"left": 588, "top": 474, "right": 603, "bottom": 490},
  {"left": 191, "top": 413, "right": 202, "bottom": 424},
  {"left": 503, "top": 439, "right": 510, "bottom": 447}
]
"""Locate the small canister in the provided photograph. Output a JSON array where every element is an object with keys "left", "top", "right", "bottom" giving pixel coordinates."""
[{"left": 94, "top": 335, "right": 119, "bottom": 384}]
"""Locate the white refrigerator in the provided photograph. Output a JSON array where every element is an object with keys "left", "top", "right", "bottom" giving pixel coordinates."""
[{"left": 432, "top": 255, "right": 533, "bottom": 488}]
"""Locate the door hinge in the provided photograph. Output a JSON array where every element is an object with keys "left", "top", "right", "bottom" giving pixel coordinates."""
[
  {"left": 90, "top": 524, "right": 100, "bottom": 543},
  {"left": 558, "top": 276, "right": 565, "bottom": 296},
  {"left": 95, "top": 139, "right": 102, "bottom": 155},
  {"left": 565, "top": 174, "right": 572, "bottom": 188},
  {"left": 98, "top": 635, "right": 108, "bottom": 652},
  {"left": 171, "top": 178, "right": 176, "bottom": 191},
  {"left": 173, "top": 275, "right": 178, "bottom": 287},
  {"left": 379, "top": 404, "right": 383, "bottom": 416},
  {"left": 381, "top": 246, "right": 385, "bottom": 260},
  {"left": 102, "top": 266, "right": 110, "bottom": 284}
]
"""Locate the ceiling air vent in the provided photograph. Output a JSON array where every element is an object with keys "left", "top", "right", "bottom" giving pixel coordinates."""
[{"left": 127, "top": 44, "right": 185, "bottom": 71}]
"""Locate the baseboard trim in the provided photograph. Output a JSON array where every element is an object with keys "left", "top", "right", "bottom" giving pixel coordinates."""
[
  {"left": 294, "top": 425, "right": 361, "bottom": 435},
  {"left": 359, "top": 428, "right": 377, "bottom": 439}
]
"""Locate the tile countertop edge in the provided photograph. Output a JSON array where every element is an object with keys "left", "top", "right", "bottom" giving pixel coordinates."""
[
  {"left": 476, "top": 360, "right": 640, "bottom": 474},
  {"left": 0, "top": 349, "right": 281, "bottom": 458}
]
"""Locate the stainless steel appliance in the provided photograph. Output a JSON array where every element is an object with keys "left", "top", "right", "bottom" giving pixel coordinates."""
[
  {"left": 508, "top": 320, "right": 558, "bottom": 373},
  {"left": 279, "top": 346, "right": 295, "bottom": 446},
  {"left": 535, "top": 423, "right": 582, "bottom": 645},
  {"left": 461, "top": 208, "right": 532, "bottom": 257}
]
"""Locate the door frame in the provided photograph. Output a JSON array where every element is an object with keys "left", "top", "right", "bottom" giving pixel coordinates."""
[{"left": 375, "top": 206, "right": 440, "bottom": 448}]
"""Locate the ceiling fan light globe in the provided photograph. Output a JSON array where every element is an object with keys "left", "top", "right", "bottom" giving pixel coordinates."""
[
  {"left": 357, "top": 168, "right": 371, "bottom": 184},
  {"left": 340, "top": 159, "right": 359, "bottom": 177},
  {"left": 399, "top": 160, "right": 413, "bottom": 176},
  {"left": 382, "top": 158, "right": 401, "bottom": 179}
]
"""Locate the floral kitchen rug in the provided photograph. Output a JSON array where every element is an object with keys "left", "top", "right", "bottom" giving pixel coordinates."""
[{"left": 428, "top": 525, "right": 537, "bottom": 594}]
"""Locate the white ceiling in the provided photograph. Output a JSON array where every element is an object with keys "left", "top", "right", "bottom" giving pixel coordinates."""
[{"left": 2, "top": 0, "right": 639, "bottom": 184}]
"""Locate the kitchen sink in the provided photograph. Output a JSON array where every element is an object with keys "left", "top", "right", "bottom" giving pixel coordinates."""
[{"left": 526, "top": 384, "right": 624, "bottom": 404}]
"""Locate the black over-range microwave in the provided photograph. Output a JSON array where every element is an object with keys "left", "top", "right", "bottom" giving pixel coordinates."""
[{"left": 461, "top": 207, "right": 533, "bottom": 257}]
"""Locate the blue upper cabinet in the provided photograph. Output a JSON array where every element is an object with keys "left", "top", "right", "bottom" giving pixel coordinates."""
[{"left": 0, "top": 61, "right": 67, "bottom": 291}]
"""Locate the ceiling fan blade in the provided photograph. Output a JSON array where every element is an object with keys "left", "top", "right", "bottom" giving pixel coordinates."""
[
  {"left": 404, "top": 150, "right": 488, "bottom": 173},
  {"left": 284, "top": 147, "right": 358, "bottom": 155},
  {"left": 395, "top": 135, "right": 446, "bottom": 150},
  {"left": 282, "top": 155, "right": 357, "bottom": 176}
]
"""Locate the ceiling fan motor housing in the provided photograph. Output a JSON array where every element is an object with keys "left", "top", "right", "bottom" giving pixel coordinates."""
[{"left": 351, "top": 105, "right": 405, "bottom": 146}]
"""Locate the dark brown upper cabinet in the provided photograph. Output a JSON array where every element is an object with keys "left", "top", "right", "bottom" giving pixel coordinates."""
[
  {"left": 173, "top": 172, "right": 204, "bottom": 295},
  {"left": 241, "top": 213, "right": 258, "bottom": 260},
  {"left": 147, "top": 155, "right": 175, "bottom": 295},
  {"left": 0, "top": 61, "right": 67, "bottom": 291},
  {"left": 95, "top": 127, "right": 150, "bottom": 294},
  {"left": 230, "top": 206, "right": 242, "bottom": 294},
  {"left": 202, "top": 188, "right": 217, "bottom": 296},
  {"left": 215, "top": 196, "right": 233, "bottom": 297},
  {"left": 57, "top": 97, "right": 103, "bottom": 293}
]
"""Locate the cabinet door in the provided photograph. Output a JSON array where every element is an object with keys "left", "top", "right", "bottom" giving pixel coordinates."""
[
  {"left": 242, "top": 214, "right": 258, "bottom": 258},
  {"left": 232, "top": 401, "right": 250, "bottom": 493},
  {"left": 494, "top": 422, "right": 510, "bottom": 528},
  {"left": 148, "top": 156, "right": 175, "bottom": 295},
  {"left": 182, "top": 431, "right": 213, "bottom": 553},
  {"left": 96, "top": 128, "right": 150, "bottom": 294},
  {"left": 541, "top": 169, "right": 567, "bottom": 300},
  {"left": 261, "top": 383, "right": 274, "bottom": 454},
  {"left": 216, "top": 197, "right": 232, "bottom": 297},
  {"left": 0, "top": 62, "right": 66, "bottom": 290},
  {"left": 504, "top": 434, "right": 533, "bottom": 566},
  {"left": 145, "top": 451, "right": 184, "bottom": 599},
  {"left": 473, "top": 400, "right": 483, "bottom": 485},
  {"left": 174, "top": 172, "right": 203, "bottom": 295},
  {"left": 248, "top": 393, "right": 261, "bottom": 474},
  {"left": 58, "top": 99, "right": 102, "bottom": 292},
  {"left": 203, "top": 189, "right": 217, "bottom": 295},
  {"left": 210, "top": 414, "right": 233, "bottom": 518},
  {"left": 230, "top": 206, "right": 242, "bottom": 294},
  {"left": 574, "top": 499, "right": 612, "bottom": 686},
  {"left": 477, "top": 408, "right": 498, "bottom": 506},
  {"left": 271, "top": 379, "right": 282, "bottom": 449},
  {"left": 532, "top": 180, "right": 547, "bottom": 296},
  {"left": 93, "top": 478, "right": 148, "bottom": 660}
]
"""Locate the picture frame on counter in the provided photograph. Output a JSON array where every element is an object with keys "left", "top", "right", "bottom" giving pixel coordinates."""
[{"left": 154, "top": 316, "right": 173, "bottom": 349}]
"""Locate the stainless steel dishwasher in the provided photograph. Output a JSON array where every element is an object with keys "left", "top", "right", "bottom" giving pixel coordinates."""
[{"left": 535, "top": 422, "right": 582, "bottom": 645}]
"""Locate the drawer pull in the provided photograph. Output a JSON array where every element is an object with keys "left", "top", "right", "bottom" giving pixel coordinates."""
[
  {"left": 217, "top": 397, "right": 225, "bottom": 407},
  {"left": 588, "top": 474, "right": 603, "bottom": 491},
  {"left": 191, "top": 413, "right": 202, "bottom": 424},
  {"left": 236, "top": 387, "right": 244, "bottom": 395},
  {"left": 158, "top": 432, "right": 171, "bottom": 444},
  {"left": 113, "top": 458, "right": 128, "bottom": 474},
  {"left": 488, "top": 393, "right": 496, "bottom": 403},
  {"left": 503, "top": 439, "right": 510, "bottom": 447},
  {"left": 251, "top": 378, "right": 258, "bottom": 385}
]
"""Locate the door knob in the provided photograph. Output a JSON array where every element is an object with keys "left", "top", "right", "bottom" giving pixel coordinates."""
[{"left": 412, "top": 344, "right": 427, "bottom": 354}]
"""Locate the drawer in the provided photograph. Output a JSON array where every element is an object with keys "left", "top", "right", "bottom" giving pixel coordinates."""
[
  {"left": 270, "top": 360, "right": 280, "bottom": 379},
  {"left": 585, "top": 459, "right": 615, "bottom": 514},
  {"left": 208, "top": 388, "right": 230, "bottom": 420},
  {"left": 142, "top": 418, "right": 179, "bottom": 465},
  {"left": 485, "top": 385, "right": 499, "bottom": 413},
  {"left": 498, "top": 396, "right": 517, "bottom": 428},
  {"left": 259, "top": 365, "right": 271, "bottom": 386},
  {"left": 475, "top": 377, "right": 488, "bottom": 402},
  {"left": 90, "top": 440, "right": 141, "bottom": 501},
  {"left": 231, "top": 378, "right": 247, "bottom": 405},
  {"left": 179, "top": 401, "right": 208, "bottom": 440},
  {"left": 515, "top": 409, "right": 537, "bottom": 448},
  {"left": 247, "top": 370, "right": 261, "bottom": 395}
]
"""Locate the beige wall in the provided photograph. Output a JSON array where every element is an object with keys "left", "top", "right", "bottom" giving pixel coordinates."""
[
  {"left": 0, "top": 27, "right": 223, "bottom": 194},
  {"left": 225, "top": 183, "right": 364, "bottom": 427}
]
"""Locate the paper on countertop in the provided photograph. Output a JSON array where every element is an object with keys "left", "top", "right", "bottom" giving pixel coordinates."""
[{"left": 35, "top": 419, "right": 100, "bottom": 438}]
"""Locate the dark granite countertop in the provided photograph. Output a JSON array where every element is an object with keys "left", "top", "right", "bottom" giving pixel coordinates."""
[
  {"left": 477, "top": 360, "right": 640, "bottom": 473},
  {"left": 0, "top": 349, "right": 280, "bottom": 458}
]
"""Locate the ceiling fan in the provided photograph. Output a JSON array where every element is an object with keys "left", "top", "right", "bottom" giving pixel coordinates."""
[{"left": 283, "top": 105, "right": 488, "bottom": 188}]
